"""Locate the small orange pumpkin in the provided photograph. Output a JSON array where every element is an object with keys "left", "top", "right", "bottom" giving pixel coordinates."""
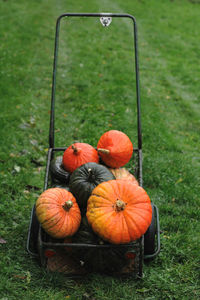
[
  {"left": 97, "top": 130, "right": 133, "bottom": 168},
  {"left": 86, "top": 180, "right": 152, "bottom": 244},
  {"left": 36, "top": 188, "right": 81, "bottom": 239},
  {"left": 63, "top": 142, "right": 99, "bottom": 173},
  {"left": 109, "top": 168, "right": 139, "bottom": 185}
]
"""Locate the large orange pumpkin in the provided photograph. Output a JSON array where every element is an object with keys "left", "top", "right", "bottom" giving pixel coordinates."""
[
  {"left": 86, "top": 180, "right": 152, "bottom": 244},
  {"left": 36, "top": 188, "right": 81, "bottom": 239},
  {"left": 109, "top": 167, "right": 139, "bottom": 185},
  {"left": 63, "top": 142, "right": 99, "bottom": 173},
  {"left": 97, "top": 130, "right": 133, "bottom": 168}
]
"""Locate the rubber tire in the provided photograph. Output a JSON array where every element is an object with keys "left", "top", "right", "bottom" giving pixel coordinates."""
[
  {"left": 144, "top": 203, "right": 156, "bottom": 255},
  {"left": 50, "top": 156, "right": 70, "bottom": 184},
  {"left": 30, "top": 205, "right": 40, "bottom": 254}
]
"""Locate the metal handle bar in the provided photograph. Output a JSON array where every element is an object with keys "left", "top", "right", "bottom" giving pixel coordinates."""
[{"left": 49, "top": 13, "right": 142, "bottom": 151}]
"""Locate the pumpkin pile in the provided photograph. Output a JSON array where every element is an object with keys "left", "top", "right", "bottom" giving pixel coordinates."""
[{"left": 35, "top": 130, "right": 152, "bottom": 264}]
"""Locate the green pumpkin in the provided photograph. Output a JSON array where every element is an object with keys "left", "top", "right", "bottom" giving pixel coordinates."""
[
  {"left": 72, "top": 215, "right": 102, "bottom": 245},
  {"left": 83, "top": 247, "right": 130, "bottom": 274},
  {"left": 69, "top": 162, "right": 115, "bottom": 208},
  {"left": 72, "top": 216, "right": 130, "bottom": 274},
  {"left": 67, "top": 215, "right": 102, "bottom": 264},
  {"left": 71, "top": 215, "right": 138, "bottom": 274},
  {"left": 51, "top": 183, "right": 69, "bottom": 191}
]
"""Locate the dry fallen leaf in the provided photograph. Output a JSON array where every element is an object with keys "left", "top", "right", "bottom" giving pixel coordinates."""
[
  {"left": 25, "top": 185, "right": 40, "bottom": 191},
  {"left": 30, "top": 139, "right": 38, "bottom": 146},
  {"left": 10, "top": 153, "right": 17, "bottom": 157},
  {"left": 19, "top": 122, "right": 30, "bottom": 130},
  {"left": 0, "top": 237, "right": 6, "bottom": 244},
  {"left": 14, "top": 165, "right": 21, "bottom": 173},
  {"left": 175, "top": 177, "right": 183, "bottom": 184}
]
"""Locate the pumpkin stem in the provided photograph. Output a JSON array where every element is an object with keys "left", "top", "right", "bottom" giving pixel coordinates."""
[
  {"left": 115, "top": 199, "right": 126, "bottom": 211},
  {"left": 63, "top": 200, "right": 73, "bottom": 211},
  {"left": 88, "top": 168, "right": 96, "bottom": 181},
  {"left": 97, "top": 148, "right": 110, "bottom": 155},
  {"left": 72, "top": 144, "right": 81, "bottom": 154}
]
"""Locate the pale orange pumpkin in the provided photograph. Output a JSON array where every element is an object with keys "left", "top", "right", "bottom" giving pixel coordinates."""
[
  {"left": 86, "top": 180, "right": 152, "bottom": 244},
  {"left": 109, "top": 168, "right": 139, "bottom": 185},
  {"left": 97, "top": 130, "right": 133, "bottom": 168},
  {"left": 36, "top": 188, "right": 81, "bottom": 239},
  {"left": 63, "top": 142, "right": 99, "bottom": 173}
]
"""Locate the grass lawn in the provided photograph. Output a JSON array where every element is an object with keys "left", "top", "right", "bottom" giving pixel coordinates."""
[{"left": 0, "top": 0, "right": 200, "bottom": 299}]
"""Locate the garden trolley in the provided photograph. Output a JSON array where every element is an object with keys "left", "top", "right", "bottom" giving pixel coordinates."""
[{"left": 27, "top": 13, "right": 160, "bottom": 278}]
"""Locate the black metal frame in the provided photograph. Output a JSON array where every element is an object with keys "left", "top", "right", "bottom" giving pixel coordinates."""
[
  {"left": 27, "top": 13, "right": 160, "bottom": 278},
  {"left": 47, "top": 12, "right": 143, "bottom": 188}
]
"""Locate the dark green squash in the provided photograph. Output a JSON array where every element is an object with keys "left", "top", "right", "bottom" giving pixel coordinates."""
[
  {"left": 68, "top": 215, "right": 137, "bottom": 274},
  {"left": 69, "top": 162, "right": 115, "bottom": 208},
  {"left": 51, "top": 183, "right": 69, "bottom": 191},
  {"left": 50, "top": 156, "right": 70, "bottom": 184},
  {"left": 63, "top": 215, "right": 102, "bottom": 263},
  {"left": 73, "top": 216, "right": 132, "bottom": 274},
  {"left": 72, "top": 215, "right": 102, "bottom": 245},
  {"left": 71, "top": 216, "right": 129, "bottom": 274},
  {"left": 83, "top": 247, "right": 130, "bottom": 274}
]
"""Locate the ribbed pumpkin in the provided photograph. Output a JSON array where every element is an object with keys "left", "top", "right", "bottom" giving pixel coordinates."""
[
  {"left": 109, "top": 168, "right": 139, "bottom": 185},
  {"left": 62, "top": 143, "right": 99, "bottom": 173},
  {"left": 86, "top": 180, "right": 152, "bottom": 244},
  {"left": 69, "top": 162, "right": 115, "bottom": 209},
  {"left": 97, "top": 130, "right": 133, "bottom": 168},
  {"left": 35, "top": 188, "right": 81, "bottom": 239}
]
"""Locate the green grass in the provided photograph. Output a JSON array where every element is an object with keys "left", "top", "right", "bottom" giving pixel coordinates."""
[{"left": 0, "top": 0, "right": 200, "bottom": 299}]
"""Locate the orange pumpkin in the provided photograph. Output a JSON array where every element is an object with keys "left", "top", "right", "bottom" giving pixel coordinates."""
[
  {"left": 86, "top": 180, "right": 152, "bottom": 244},
  {"left": 97, "top": 130, "right": 133, "bottom": 168},
  {"left": 63, "top": 142, "right": 99, "bottom": 173},
  {"left": 36, "top": 188, "right": 81, "bottom": 239},
  {"left": 109, "top": 168, "right": 139, "bottom": 185}
]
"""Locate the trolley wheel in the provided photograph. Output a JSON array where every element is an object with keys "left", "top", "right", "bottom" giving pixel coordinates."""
[
  {"left": 50, "top": 156, "right": 70, "bottom": 184},
  {"left": 144, "top": 203, "right": 155, "bottom": 255},
  {"left": 29, "top": 205, "right": 40, "bottom": 254}
]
